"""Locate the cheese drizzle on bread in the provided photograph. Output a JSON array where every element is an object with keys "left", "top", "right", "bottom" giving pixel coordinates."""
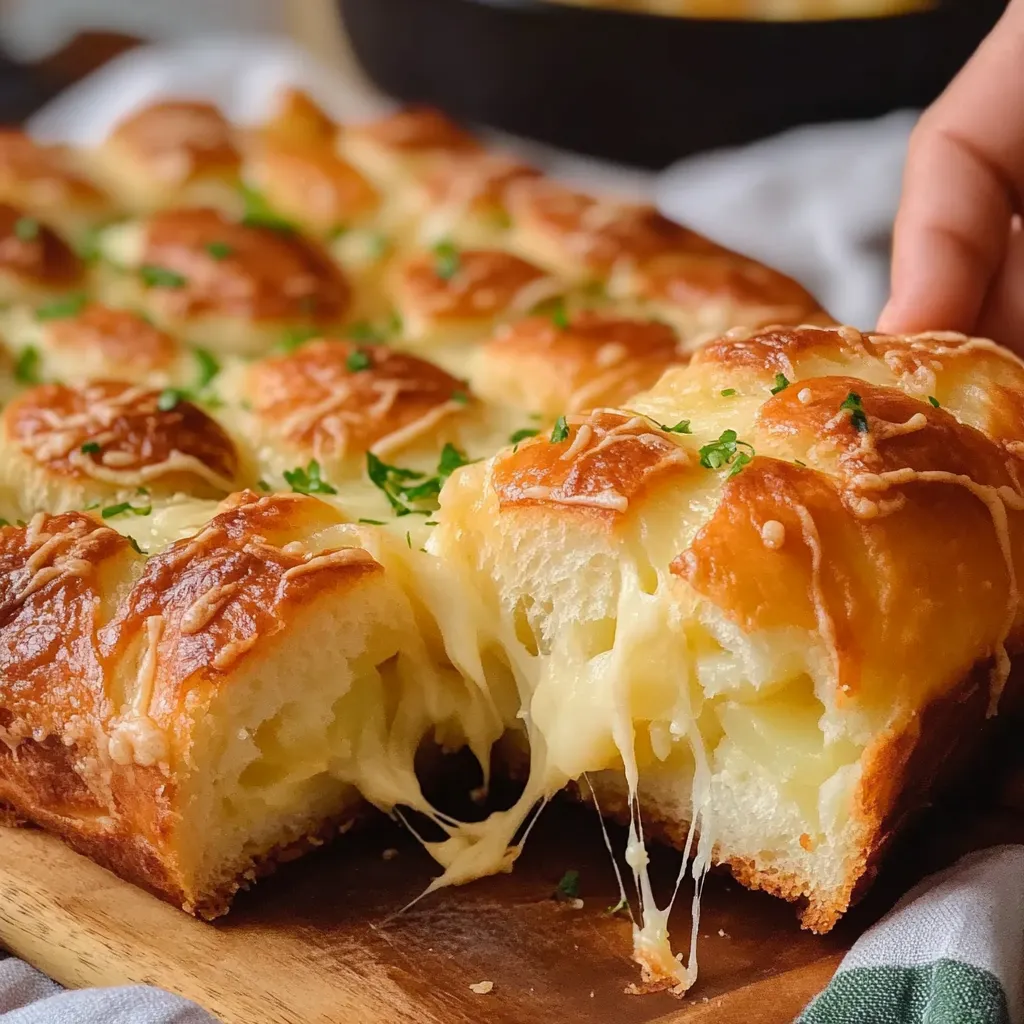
[{"left": 1, "top": 95, "right": 1019, "bottom": 996}]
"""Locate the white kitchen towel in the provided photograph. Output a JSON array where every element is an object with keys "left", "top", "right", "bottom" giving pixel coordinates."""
[{"left": 798, "top": 845, "right": 1024, "bottom": 1024}]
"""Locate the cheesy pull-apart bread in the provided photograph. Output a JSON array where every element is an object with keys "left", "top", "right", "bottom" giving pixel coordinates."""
[
  {"left": 16, "top": 94, "right": 1003, "bottom": 997},
  {"left": 0, "top": 491, "right": 498, "bottom": 916},
  {"left": 430, "top": 323, "right": 1024, "bottom": 988}
]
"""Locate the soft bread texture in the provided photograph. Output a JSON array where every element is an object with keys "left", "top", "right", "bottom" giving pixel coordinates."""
[
  {"left": 1, "top": 94, "right": 1002, "bottom": 996},
  {"left": 430, "top": 324, "right": 1024, "bottom": 952}
]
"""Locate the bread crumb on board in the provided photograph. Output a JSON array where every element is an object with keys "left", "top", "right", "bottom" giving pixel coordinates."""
[{"left": 469, "top": 981, "right": 494, "bottom": 995}]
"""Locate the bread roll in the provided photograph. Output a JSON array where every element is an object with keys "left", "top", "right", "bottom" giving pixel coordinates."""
[
  {"left": 95, "top": 208, "right": 351, "bottom": 356},
  {"left": 429, "top": 325, "right": 1024, "bottom": 989},
  {"left": 0, "top": 381, "right": 244, "bottom": 519},
  {"left": 96, "top": 101, "right": 241, "bottom": 213},
  {"left": 0, "top": 204, "right": 84, "bottom": 303}
]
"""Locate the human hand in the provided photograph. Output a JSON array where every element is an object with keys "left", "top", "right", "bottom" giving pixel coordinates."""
[{"left": 877, "top": 0, "right": 1024, "bottom": 350}]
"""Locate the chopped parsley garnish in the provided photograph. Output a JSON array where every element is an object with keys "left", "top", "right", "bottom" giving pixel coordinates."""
[
  {"left": 550, "top": 415, "right": 569, "bottom": 443},
  {"left": 14, "top": 346, "right": 40, "bottom": 384},
  {"left": 156, "top": 388, "right": 184, "bottom": 412},
  {"left": 14, "top": 217, "right": 39, "bottom": 242},
  {"left": 509, "top": 428, "right": 540, "bottom": 444},
  {"left": 770, "top": 373, "right": 790, "bottom": 395},
  {"left": 140, "top": 265, "right": 187, "bottom": 289},
  {"left": 358, "top": 518, "right": 386, "bottom": 525},
  {"left": 347, "top": 321, "right": 382, "bottom": 344},
  {"left": 278, "top": 326, "right": 321, "bottom": 353},
  {"left": 840, "top": 391, "right": 869, "bottom": 433},
  {"left": 101, "top": 495, "right": 152, "bottom": 519},
  {"left": 659, "top": 420, "right": 691, "bottom": 434},
  {"left": 76, "top": 225, "right": 105, "bottom": 264},
  {"left": 205, "top": 241, "right": 233, "bottom": 260},
  {"left": 451, "top": 390, "right": 469, "bottom": 405},
  {"left": 550, "top": 301, "right": 570, "bottom": 330},
  {"left": 928, "top": 395, "right": 940, "bottom": 408},
  {"left": 425, "top": 520, "right": 438, "bottom": 527},
  {"left": 345, "top": 349, "right": 372, "bottom": 372},
  {"left": 433, "top": 239, "right": 461, "bottom": 281},
  {"left": 366, "top": 444, "right": 472, "bottom": 517},
  {"left": 36, "top": 292, "right": 87, "bottom": 321},
  {"left": 606, "top": 897, "right": 630, "bottom": 917},
  {"left": 257, "top": 479, "right": 271, "bottom": 492},
  {"left": 794, "top": 459, "right": 807, "bottom": 467},
  {"left": 406, "top": 531, "right": 412, "bottom": 549},
  {"left": 720, "top": 388, "right": 738, "bottom": 397},
  {"left": 193, "top": 348, "right": 220, "bottom": 389},
  {"left": 240, "top": 184, "right": 295, "bottom": 233},
  {"left": 283, "top": 460, "right": 338, "bottom": 496},
  {"left": 80, "top": 441, "right": 101, "bottom": 455},
  {"left": 555, "top": 869, "right": 580, "bottom": 900},
  {"left": 699, "top": 429, "right": 755, "bottom": 478},
  {"left": 0, "top": 519, "right": 9, "bottom": 527},
  {"left": 127, "top": 535, "right": 145, "bottom": 554}
]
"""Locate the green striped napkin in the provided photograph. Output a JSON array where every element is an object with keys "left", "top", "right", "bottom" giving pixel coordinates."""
[{"left": 799, "top": 845, "right": 1024, "bottom": 1024}]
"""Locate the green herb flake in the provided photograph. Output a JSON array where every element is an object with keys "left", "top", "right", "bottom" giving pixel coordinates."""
[
  {"left": 840, "top": 391, "right": 869, "bottom": 433},
  {"left": 770, "top": 373, "right": 790, "bottom": 395},
  {"left": 36, "top": 292, "right": 87, "bottom": 321},
  {"left": 550, "top": 415, "right": 569, "bottom": 444},
  {"left": 928, "top": 395, "right": 940, "bottom": 408},
  {"left": 509, "top": 428, "right": 539, "bottom": 444},
  {"left": 406, "top": 531, "right": 412, "bottom": 549},
  {"left": 720, "top": 388, "right": 738, "bottom": 398},
  {"left": 14, "top": 217, "right": 39, "bottom": 242},
  {"left": 127, "top": 535, "right": 145, "bottom": 554},
  {"left": 345, "top": 349, "right": 372, "bottom": 373},
  {"left": 366, "top": 445, "right": 471, "bottom": 517},
  {"left": 794, "top": 459, "right": 807, "bottom": 468},
  {"left": 194, "top": 348, "right": 221, "bottom": 389},
  {"left": 433, "top": 239, "right": 461, "bottom": 281},
  {"left": 555, "top": 869, "right": 580, "bottom": 900},
  {"left": 0, "top": 519, "right": 9, "bottom": 527},
  {"left": 283, "top": 460, "right": 338, "bottom": 496},
  {"left": 140, "top": 264, "right": 187, "bottom": 289},
  {"left": 347, "top": 321, "right": 383, "bottom": 344},
  {"left": 550, "top": 301, "right": 570, "bottom": 330},
  {"left": 358, "top": 518, "right": 386, "bottom": 525},
  {"left": 101, "top": 497, "right": 152, "bottom": 519},
  {"left": 75, "top": 225, "right": 104, "bottom": 264},
  {"left": 257, "top": 479, "right": 271, "bottom": 492},
  {"left": 606, "top": 897, "right": 630, "bottom": 917},
  {"left": 14, "top": 346, "right": 40, "bottom": 384},
  {"left": 451, "top": 390, "right": 469, "bottom": 406},
  {"left": 205, "top": 241, "right": 233, "bottom": 261},
  {"left": 80, "top": 441, "right": 101, "bottom": 455},
  {"left": 240, "top": 184, "right": 295, "bottom": 233},
  {"left": 659, "top": 420, "right": 692, "bottom": 434},
  {"left": 278, "top": 326, "right": 321, "bottom": 353},
  {"left": 698, "top": 429, "right": 756, "bottom": 478},
  {"left": 157, "top": 388, "right": 184, "bottom": 412}
]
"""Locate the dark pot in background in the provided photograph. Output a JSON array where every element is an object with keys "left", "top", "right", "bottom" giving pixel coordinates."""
[{"left": 340, "top": 0, "right": 1005, "bottom": 168}]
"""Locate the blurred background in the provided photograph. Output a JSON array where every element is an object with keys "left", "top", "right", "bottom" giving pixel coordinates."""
[{"left": 0, "top": 0, "right": 1009, "bottom": 325}]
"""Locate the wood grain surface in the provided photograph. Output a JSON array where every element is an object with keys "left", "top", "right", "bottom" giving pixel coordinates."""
[{"left": 1, "top": 752, "right": 1021, "bottom": 1024}]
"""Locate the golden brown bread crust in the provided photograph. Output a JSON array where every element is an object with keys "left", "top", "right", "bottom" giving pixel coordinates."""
[
  {"left": 140, "top": 207, "right": 351, "bottom": 324},
  {"left": 347, "top": 107, "right": 481, "bottom": 156},
  {"left": 44, "top": 305, "right": 181, "bottom": 378},
  {"left": 258, "top": 88, "right": 337, "bottom": 147},
  {"left": 245, "top": 339, "right": 468, "bottom": 465},
  {"left": 419, "top": 152, "right": 540, "bottom": 218},
  {"left": 4, "top": 381, "right": 240, "bottom": 495},
  {"left": 0, "top": 132, "right": 110, "bottom": 226},
  {"left": 0, "top": 204, "right": 83, "bottom": 290},
  {"left": 474, "top": 312, "right": 683, "bottom": 415},
  {"left": 393, "top": 247, "right": 560, "bottom": 329},
  {"left": 0, "top": 494, "right": 383, "bottom": 915},
  {"left": 244, "top": 141, "right": 380, "bottom": 235},
  {"left": 105, "top": 101, "right": 240, "bottom": 188},
  {"left": 492, "top": 408, "right": 693, "bottom": 518}
]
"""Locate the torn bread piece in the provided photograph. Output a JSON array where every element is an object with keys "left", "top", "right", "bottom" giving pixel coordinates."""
[{"left": 429, "top": 324, "right": 1024, "bottom": 991}]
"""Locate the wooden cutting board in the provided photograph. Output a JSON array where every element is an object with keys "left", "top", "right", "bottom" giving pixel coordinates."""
[{"left": 1, "top": 770, "right": 1021, "bottom": 1024}]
